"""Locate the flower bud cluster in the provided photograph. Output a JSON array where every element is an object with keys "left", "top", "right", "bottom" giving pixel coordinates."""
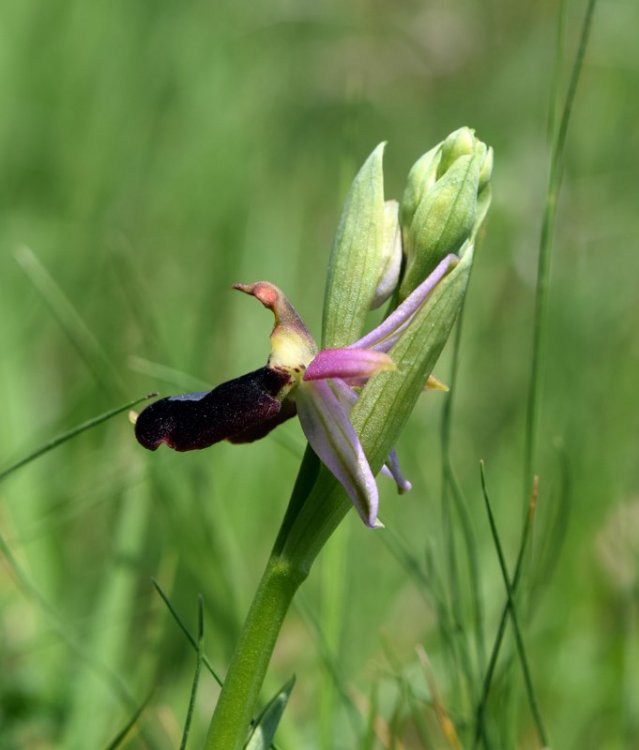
[
  {"left": 398, "top": 127, "right": 493, "bottom": 300},
  {"left": 323, "top": 128, "right": 492, "bottom": 348}
]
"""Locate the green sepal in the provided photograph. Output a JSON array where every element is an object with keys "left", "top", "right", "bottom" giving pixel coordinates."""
[{"left": 322, "top": 143, "right": 386, "bottom": 348}]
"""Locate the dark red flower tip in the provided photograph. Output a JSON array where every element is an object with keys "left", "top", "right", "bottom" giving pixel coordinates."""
[{"left": 135, "top": 367, "right": 292, "bottom": 452}]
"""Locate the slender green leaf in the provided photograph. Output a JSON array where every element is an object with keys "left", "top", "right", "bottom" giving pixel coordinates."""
[
  {"left": 103, "top": 695, "right": 151, "bottom": 750},
  {"left": 151, "top": 579, "right": 224, "bottom": 688},
  {"left": 0, "top": 393, "right": 156, "bottom": 484},
  {"left": 180, "top": 595, "right": 205, "bottom": 750},
  {"left": 15, "top": 245, "right": 125, "bottom": 395},
  {"left": 244, "top": 676, "right": 295, "bottom": 750},
  {"left": 479, "top": 462, "right": 549, "bottom": 747}
]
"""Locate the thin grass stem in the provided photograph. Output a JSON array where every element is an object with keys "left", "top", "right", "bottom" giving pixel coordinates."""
[
  {"left": 14, "top": 245, "right": 125, "bottom": 396},
  {"left": 152, "top": 580, "right": 285, "bottom": 750},
  {"left": 151, "top": 579, "right": 224, "bottom": 688},
  {"left": 103, "top": 695, "right": 151, "bottom": 750},
  {"left": 0, "top": 394, "right": 156, "bottom": 484},
  {"left": 440, "top": 304, "right": 486, "bottom": 722},
  {"left": 473, "top": 478, "right": 538, "bottom": 748},
  {"left": 523, "top": 0, "right": 598, "bottom": 500},
  {"left": 479, "top": 463, "right": 549, "bottom": 747},
  {"left": 180, "top": 595, "right": 204, "bottom": 750}
]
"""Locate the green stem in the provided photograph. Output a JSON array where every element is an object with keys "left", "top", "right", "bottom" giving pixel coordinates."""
[
  {"left": 477, "top": 465, "right": 548, "bottom": 747},
  {"left": 204, "top": 556, "right": 306, "bottom": 750},
  {"left": 523, "top": 0, "right": 597, "bottom": 500}
]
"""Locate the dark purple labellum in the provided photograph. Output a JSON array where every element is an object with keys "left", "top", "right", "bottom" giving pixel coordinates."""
[
  {"left": 228, "top": 397, "right": 297, "bottom": 444},
  {"left": 135, "top": 367, "right": 292, "bottom": 452}
]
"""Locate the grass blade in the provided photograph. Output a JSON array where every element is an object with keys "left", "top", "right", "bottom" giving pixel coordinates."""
[
  {"left": 103, "top": 694, "right": 151, "bottom": 750},
  {"left": 478, "top": 462, "right": 549, "bottom": 747},
  {"left": 441, "top": 313, "right": 486, "bottom": 682},
  {"left": 15, "top": 244, "right": 125, "bottom": 396},
  {"left": 180, "top": 595, "right": 205, "bottom": 750},
  {"left": 523, "top": 0, "right": 599, "bottom": 498},
  {"left": 474, "top": 477, "right": 538, "bottom": 747},
  {"left": 0, "top": 393, "right": 156, "bottom": 484},
  {"left": 151, "top": 578, "right": 224, "bottom": 688}
]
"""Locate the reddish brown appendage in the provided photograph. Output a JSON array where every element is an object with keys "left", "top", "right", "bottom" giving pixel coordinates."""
[{"left": 233, "top": 281, "right": 280, "bottom": 313}]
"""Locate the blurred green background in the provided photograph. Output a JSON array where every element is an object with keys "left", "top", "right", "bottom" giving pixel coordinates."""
[{"left": 1, "top": 0, "right": 638, "bottom": 748}]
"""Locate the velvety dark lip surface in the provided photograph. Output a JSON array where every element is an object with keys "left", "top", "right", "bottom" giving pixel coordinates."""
[{"left": 135, "top": 367, "right": 292, "bottom": 452}]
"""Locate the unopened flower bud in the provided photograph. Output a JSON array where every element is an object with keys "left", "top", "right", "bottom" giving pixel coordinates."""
[
  {"left": 473, "top": 146, "right": 494, "bottom": 239},
  {"left": 478, "top": 145, "right": 493, "bottom": 191},
  {"left": 437, "top": 126, "right": 476, "bottom": 177},
  {"left": 398, "top": 127, "right": 492, "bottom": 300},
  {"left": 371, "top": 200, "right": 402, "bottom": 309},
  {"left": 398, "top": 144, "right": 442, "bottom": 233}
]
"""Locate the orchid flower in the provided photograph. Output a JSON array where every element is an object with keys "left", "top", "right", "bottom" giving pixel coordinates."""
[{"left": 135, "top": 254, "right": 457, "bottom": 527}]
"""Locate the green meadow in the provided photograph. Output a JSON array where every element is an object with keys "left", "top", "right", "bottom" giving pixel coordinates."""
[{"left": 1, "top": 0, "right": 638, "bottom": 747}]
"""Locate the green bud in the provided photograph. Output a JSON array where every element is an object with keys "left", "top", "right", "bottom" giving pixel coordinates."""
[
  {"left": 437, "top": 126, "right": 476, "bottom": 177},
  {"left": 398, "top": 144, "right": 442, "bottom": 233},
  {"left": 370, "top": 200, "right": 402, "bottom": 309},
  {"left": 399, "top": 128, "right": 492, "bottom": 300},
  {"left": 478, "top": 145, "right": 493, "bottom": 191},
  {"left": 473, "top": 146, "right": 494, "bottom": 239},
  {"left": 322, "top": 143, "right": 386, "bottom": 348}
]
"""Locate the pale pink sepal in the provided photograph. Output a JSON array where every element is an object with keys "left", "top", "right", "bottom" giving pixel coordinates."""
[
  {"left": 330, "top": 379, "right": 413, "bottom": 496},
  {"left": 295, "top": 381, "right": 379, "bottom": 527},
  {"left": 380, "top": 450, "right": 413, "bottom": 494}
]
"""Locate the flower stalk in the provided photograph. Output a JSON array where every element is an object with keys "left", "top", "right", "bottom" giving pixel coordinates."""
[{"left": 204, "top": 558, "right": 306, "bottom": 750}]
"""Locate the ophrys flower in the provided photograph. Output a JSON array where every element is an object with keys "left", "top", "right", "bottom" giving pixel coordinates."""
[{"left": 135, "top": 255, "right": 457, "bottom": 527}]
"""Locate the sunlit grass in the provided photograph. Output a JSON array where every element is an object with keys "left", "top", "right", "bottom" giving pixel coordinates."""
[{"left": 1, "top": 0, "right": 638, "bottom": 747}]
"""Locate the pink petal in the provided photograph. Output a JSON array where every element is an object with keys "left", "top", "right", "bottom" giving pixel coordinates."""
[{"left": 304, "top": 348, "right": 395, "bottom": 384}]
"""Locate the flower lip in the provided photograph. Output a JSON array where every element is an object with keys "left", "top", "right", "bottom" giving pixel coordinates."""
[{"left": 135, "top": 366, "right": 292, "bottom": 452}]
